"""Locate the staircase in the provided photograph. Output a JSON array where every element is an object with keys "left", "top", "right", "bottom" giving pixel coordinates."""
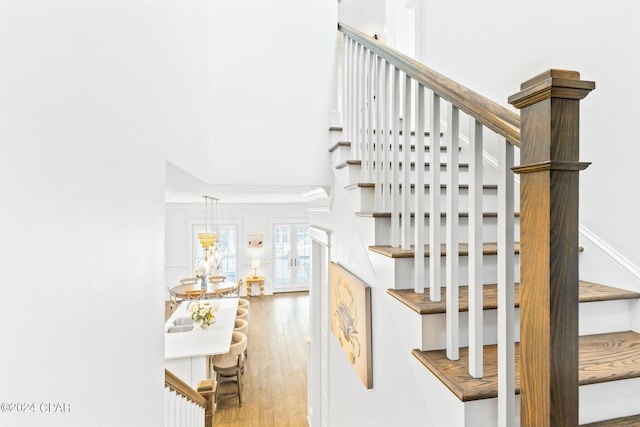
[{"left": 325, "top": 22, "right": 640, "bottom": 426}]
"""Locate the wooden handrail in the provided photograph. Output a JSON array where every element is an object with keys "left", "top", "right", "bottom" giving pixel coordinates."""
[
  {"left": 164, "top": 369, "right": 207, "bottom": 408},
  {"left": 338, "top": 22, "right": 521, "bottom": 147}
]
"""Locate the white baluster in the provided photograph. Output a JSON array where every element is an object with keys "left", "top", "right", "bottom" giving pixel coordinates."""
[
  {"left": 356, "top": 43, "right": 364, "bottom": 165},
  {"left": 414, "top": 84, "right": 426, "bottom": 294},
  {"left": 375, "top": 56, "right": 384, "bottom": 212},
  {"left": 468, "top": 118, "right": 484, "bottom": 378},
  {"left": 344, "top": 36, "right": 352, "bottom": 155},
  {"left": 181, "top": 396, "right": 188, "bottom": 426},
  {"left": 363, "top": 49, "right": 372, "bottom": 183},
  {"left": 350, "top": 39, "right": 357, "bottom": 160},
  {"left": 401, "top": 75, "right": 412, "bottom": 250},
  {"left": 390, "top": 67, "right": 401, "bottom": 247},
  {"left": 382, "top": 61, "right": 391, "bottom": 213},
  {"left": 177, "top": 395, "right": 186, "bottom": 425},
  {"left": 498, "top": 138, "right": 515, "bottom": 427},
  {"left": 446, "top": 103, "right": 460, "bottom": 360},
  {"left": 429, "top": 92, "right": 441, "bottom": 301},
  {"left": 194, "top": 404, "right": 201, "bottom": 427},
  {"left": 165, "top": 388, "right": 171, "bottom": 427},
  {"left": 369, "top": 50, "right": 377, "bottom": 186}
]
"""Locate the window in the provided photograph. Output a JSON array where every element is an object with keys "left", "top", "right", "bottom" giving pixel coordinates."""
[{"left": 193, "top": 224, "right": 238, "bottom": 282}]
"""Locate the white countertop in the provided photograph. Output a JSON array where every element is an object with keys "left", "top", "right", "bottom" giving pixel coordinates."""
[{"left": 164, "top": 297, "right": 239, "bottom": 360}]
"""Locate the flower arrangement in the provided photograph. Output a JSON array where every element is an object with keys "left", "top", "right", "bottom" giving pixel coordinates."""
[{"left": 189, "top": 301, "right": 217, "bottom": 328}]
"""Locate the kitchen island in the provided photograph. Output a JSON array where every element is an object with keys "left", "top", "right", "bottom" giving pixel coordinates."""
[{"left": 164, "top": 297, "right": 239, "bottom": 388}]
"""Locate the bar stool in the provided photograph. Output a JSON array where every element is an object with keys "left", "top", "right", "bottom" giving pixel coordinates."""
[
  {"left": 212, "top": 331, "right": 247, "bottom": 406},
  {"left": 234, "top": 318, "right": 248, "bottom": 336},
  {"left": 237, "top": 298, "right": 250, "bottom": 321},
  {"left": 236, "top": 307, "right": 249, "bottom": 322},
  {"left": 234, "top": 318, "right": 249, "bottom": 360}
]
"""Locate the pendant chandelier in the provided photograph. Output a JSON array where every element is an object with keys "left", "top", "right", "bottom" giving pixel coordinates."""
[
  {"left": 197, "top": 196, "right": 222, "bottom": 276},
  {"left": 198, "top": 195, "right": 217, "bottom": 250}
]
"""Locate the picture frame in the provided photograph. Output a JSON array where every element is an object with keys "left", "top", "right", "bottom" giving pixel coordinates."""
[
  {"left": 248, "top": 234, "right": 263, "bottom": 248},
  {"left": 329, "top": 262, "right": 373, "bottom": 389}
]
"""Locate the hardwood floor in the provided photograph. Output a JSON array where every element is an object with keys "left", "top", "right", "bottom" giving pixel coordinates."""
[{"left": 214, "top": 292, "right": 309, "bottom": 427}]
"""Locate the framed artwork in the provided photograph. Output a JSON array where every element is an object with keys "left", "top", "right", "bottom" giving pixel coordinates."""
[
  {"left": 248, "top": 234, "right": 263, "bottom": 248},
  {"left": 329, "top": 262, "right": 372, "bottom": 389}
]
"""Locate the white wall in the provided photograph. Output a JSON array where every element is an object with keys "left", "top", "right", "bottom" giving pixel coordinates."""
[
  {"left": 338, "top": 0, "right": 415, "bottom": 55},
  {"left": 207, "top": 0, "right": 336, "bottom": 188},
  {"left": 420, "top": 0, "right": 640, "bottom": 283},
  {"left": 0, "top": 1, "right": 213, "bottom": 425},
  {"left": 166, "top": 202, "right": 309, "bottom": 295}
]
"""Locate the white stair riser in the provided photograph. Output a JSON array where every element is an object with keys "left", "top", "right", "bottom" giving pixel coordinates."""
[
  {"left": 335, "top": 164, "right": 361, "bottom": 185},
  {"left": 578, "top": 299, "right": 637, "bottom": 335},
  {"left": 330, "top": 144, "right": 454, "bottom": 168},
  {"left": 579, "top": 378, "right": 640, "bottom": 425},
  {"left": 463, "top": 377, "right": 640, "bottom": 427},
  {"left": 420, "top": 299, "right": 634, "bottom": 351},
  {"left": 344, "top": 164, "right": 473, "bottom": 185},
  {"left": 421, "top": 309, "right": 516, "bottom": 351},
  {"left": 370, "top": 251, "right": 521, "bottom": 289},
  {"left": 330, "top": 144, "right": 352, "bottom": 166},
  {"left": 357, "top": 215, "right": 520, "bottom": 247},
  {"left": 348, "top": 185, "right": 501, "bottom": 212}
]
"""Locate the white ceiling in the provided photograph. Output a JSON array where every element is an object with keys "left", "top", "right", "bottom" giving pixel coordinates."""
[{"left": 165, "top": 162, "right": 321, "bottom": 204}]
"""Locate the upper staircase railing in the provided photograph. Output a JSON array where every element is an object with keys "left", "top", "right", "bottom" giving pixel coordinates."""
[
  {"left": 338, "top": 21, "right": 594, "bottom": 427},
  {"left": 164, "top": 369, "right": 215, "bottom": 427}
]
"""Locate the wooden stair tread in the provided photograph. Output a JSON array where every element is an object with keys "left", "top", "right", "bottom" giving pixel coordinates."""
[
  {"left": 412, "top": 330, "right": 640, "bottom": 402},
  {"left": 405, "top": 183, "right": 498, "bottom": 190},
  {"left": 328, "top": 141, "right": 351, "bottom": 152},
  {"left": 328, "top": 141, "right": 456, "bottom": 153},
  {"left": 581, "top": 414, "right": 640, "bottom": 426},
  {"left": 335, "top": 160, "right": 468, "bottom": 169},
  {"left": 407, "top": 161, "right": 469, "bottom": 169},
  {"left": 348, "top": 183, "right": 498, "bottom": 191},
  {"left": 387, "top": 281, "right": 640, "bottom": 315},
  {"left": 335, "top": 160, "right": 361, "bottom": 169},
  {"left": 355, "top": 211, "right": 520, "bottom": 218},
  {"left": 398, "top": 130, "right": 442, "bottom": 136},
  {"left": 369, "top": 242, "right": 521, "bottom": 258}
]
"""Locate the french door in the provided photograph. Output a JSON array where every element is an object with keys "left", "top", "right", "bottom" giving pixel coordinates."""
[{"left": 273, "top": 223, "right": 310, "bottom": 292}]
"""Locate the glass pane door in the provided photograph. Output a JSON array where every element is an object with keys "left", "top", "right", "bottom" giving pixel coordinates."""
[
  {"left": 296, "top": 226, "right": 311, "bottom": 285},
  {"left": 274, "top": 225, "right": 291, "bottom": 288},
  {"left": 273, "top": 223, "right": 310, "bottom": 292}
]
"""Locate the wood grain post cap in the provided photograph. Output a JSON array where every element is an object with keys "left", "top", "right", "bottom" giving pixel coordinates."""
[{"left": 508, "top": 69, "right": 595, "bottom": 109}]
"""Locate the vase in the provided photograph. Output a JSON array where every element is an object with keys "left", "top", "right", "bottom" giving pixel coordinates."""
[
  {"left": 200, "top": 276, "right": 207, "bottom": 289},
  {"left": 200, "top": 319, "right": 213, "bottom": 329}
]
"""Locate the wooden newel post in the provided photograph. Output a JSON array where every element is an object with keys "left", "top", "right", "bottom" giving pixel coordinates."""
[
  {"left": 197, "top": 379, "right": 216, "bottom": 427},
  {"left": 509, "top": 69, "right": 594, "bottom": 427}
]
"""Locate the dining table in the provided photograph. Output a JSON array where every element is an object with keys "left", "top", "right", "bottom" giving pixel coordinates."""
[{"left": 172, "top": 278, "right": 238, "bottom": 300}]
